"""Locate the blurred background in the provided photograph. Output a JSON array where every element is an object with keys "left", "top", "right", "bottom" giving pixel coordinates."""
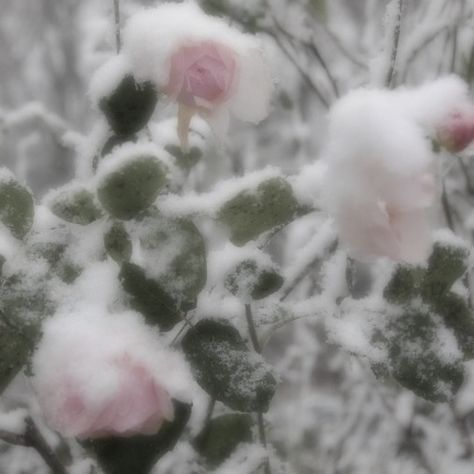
[{"left": 1, "top": 0, "right": 474, "bottom": 473}]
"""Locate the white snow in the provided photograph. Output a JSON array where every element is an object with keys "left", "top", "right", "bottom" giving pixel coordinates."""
[{"left": 89, "top": 54, "right": 132, "bottom": 104}]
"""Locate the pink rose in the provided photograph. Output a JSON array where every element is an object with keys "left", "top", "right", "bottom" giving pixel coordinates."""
[
  {"left": 32, "top": 311, "right": 189, "bottom": 439},
  {"left": 437, "top": 108, "right": 474, "bottom": 153},
  {"left": 166, "top": 41, "right": 236, "bottom": 111},
  {"left": 324, "top": 88, "right": 437, "bottom": 263},
  {"left": 123, "top": 3, "right": 273, "bottom": 151},
  {"left": 42, "top": 354, "right": 174, "bottom": 439}
]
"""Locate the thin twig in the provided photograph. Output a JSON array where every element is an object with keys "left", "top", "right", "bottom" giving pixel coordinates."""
[
  {"left": 456, "top": 155, "right": 474, "bottom": 195},
  {"left": 385, "top": 0, "right": 404, "bottom": 88},
  {"left": 244, "top": 304, "right": 271, "bottom": 474},
  {"left": 280, "top": 239, "right": 338, "bottom": 302},
  {"left": 441, "top": 180, "right": 455, "bottom": 231},
  {"left": 245, "top": 304, "right": 261, "bottom": 353},
  {"left": 113, "top": 0, "right": 122, "bottom": 53},
  {"left": 0, "top": 417, "right": 68, "bottom": 474}
]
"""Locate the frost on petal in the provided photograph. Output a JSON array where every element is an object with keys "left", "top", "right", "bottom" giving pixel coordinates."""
[{"left": 230, "top": 47, "right": 273, "bottom": 124}]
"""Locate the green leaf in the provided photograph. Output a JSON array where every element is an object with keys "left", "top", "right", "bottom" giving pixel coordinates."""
[
  {"left": 433, "top": 293, "right": 474, "bottom": 360},
  {"left": 93, "top": 134, "right": 137, "bottom": 173},
  {"left": 119, "top": 263, "right": 181, "bottom": 331},
  {"left": 387, "top": 311, "right": 464, "bottom": 402},
  {"left": 383, "top": 265, "right": 424, "bottom": 305},
  {"left": 194, "top": 414, "right": 253, "bottom": 467},
  {"left": 104, "top": 221, "right": 132, "bottom": 264},
  {"left": 97, "top": 156, "right": 167, "bottom": 220},
  {"left": 218, "top": 177, "right": 302, "bottom": 246},
  {"left": 137, "top": 213, "right": 206, "bottom": 310},
  {"left": 49, "top": 186, "right": 102, "bottom": 225},
  {"left": 84, "top": 400, "right": 191, "bottom": 474},
  {"left": 421, "top": 242, "right": 469, "bottom": 301},
  {"left": 165, "top": 144, "right": 202, "bottom": 170},
  {"left": 99, "top": 75, "right": 158, "bottom": 136},
  {"left": 0, "top": 173, "right": 34, "bottom": 239},
  {"left": 225, "top": 259, "right": 283, "bottom": 300},
  {"left": 182, "top": 319, "right": 277, "bottom": 412},
  {"left": 0, "top": 315, "right": 38, "bottom": 394}
]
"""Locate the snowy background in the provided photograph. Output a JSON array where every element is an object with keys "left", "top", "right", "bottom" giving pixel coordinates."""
[{"left": 1, "top": 0, "right": 474, "bottom": 473}]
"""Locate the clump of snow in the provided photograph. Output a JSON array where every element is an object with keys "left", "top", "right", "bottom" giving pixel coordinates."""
[
  {"left": 89, "top": 54, "right": 132, "bottom": 104},
  {"left": 32, "top": 309, "right": 193, "bottom": 416},
  {"left": 398, "top": 75, "right": 470, "bottom": 133},
  {"left": 159, "top": 167, "right": 282, "bottom": 218},
  {"left": 322, "top": 83, "right": 437, "bottom": 263},
  {"left": 95, "top": 140, "right": 173, "bottom": 185},
  {"left": 289, "top": 160, "right": 327, "bottom": 208},
  {"left": 0, "top": 409, "right": 27, "bottom": 434}
]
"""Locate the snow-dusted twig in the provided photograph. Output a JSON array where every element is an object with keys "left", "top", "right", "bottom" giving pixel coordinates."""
[
  {"left": 385, "top": 0, "right": 404, "bottom": 88},
  {"left": 0, "top": 417, "right": 68, "bottom": 474},
  {"left": 113, "top": 0, "right": 121, "bottom": 53},
  {"left": 244, "top": 304, "right": 271, "bottom": 474},
  {"left": 0, "top": 102, "right": 82, "bottom": 150},
  {"left": 280, "top": 221, "right": 338, "bottom": 302}
]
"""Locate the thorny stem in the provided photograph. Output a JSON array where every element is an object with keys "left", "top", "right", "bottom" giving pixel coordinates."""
[
  {"left": 244, "top": 304, "right": 271, "bottom": 474},
  {"left": 0, "top": 417, "right": 68, "bottom": 474},
  {"left": 113, "top": 0, "right": 122, "bottom": 53},
  {"left": 385, "top": 0, "right": 404, "bottom": 88}
]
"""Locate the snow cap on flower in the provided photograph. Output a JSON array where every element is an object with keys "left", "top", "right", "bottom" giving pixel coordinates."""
[
  {"left": 323, "top": 87, "right": 436, "bottom": 263},
  {"left": 122, "top": 2, "right": 273, "bottom": 149},
  {"left": 32, "top": 309, "right": 191, "bottom": 439},
  {"left": 397, "top": 75, "right": 474, "bottom": 152}
]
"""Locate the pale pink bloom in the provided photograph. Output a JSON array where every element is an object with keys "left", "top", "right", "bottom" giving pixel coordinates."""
[
  {"left": 42, "top": 355, "right": 174, "bottom": 439},
  {"left": 123, "top": 3, "right": 273, "bottom": 150},
  {"left": 324, "top": 88, "right": 436, "bottom": 263},
  {"left": 437, "top": 107, "right": 474, "bottom": 153},
  {"left": 333, "top": 175, "right": 435, "bottom": 263},
  {"left": 166, "top": 41, "right": 236, "bottom": 111},
  {"left": 32, "top": 310, "right": 189, "bottom": 439}
]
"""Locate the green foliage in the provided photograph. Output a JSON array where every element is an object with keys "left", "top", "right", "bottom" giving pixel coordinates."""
[
  {"left": 376, "top": 238, "right": 473, "bottom": 401},
  {"left": 104, "top": 221, "right": 132, "bottom": 264},
  {"left": 99, "top": 75, "right": 158, "bottom": 137},
  {"left": 225, "top": 259, "right": 284, "bottom": 300},
  {"left": 49, "top": 186, "right": 102, "bottom": 225},
  {"left": 97, "top": 156, "right": 167, "bottom": 220},
  {"left": 384, "top": 311, "right": 464, "bottom": 403},
  {"left": 84, "top": 401, "right": 191, "bottom": 474},
  {"left": 182, "top": 319, "right": 277, "bottom": 412},
  {"left": 94, "top": 134, "right": 138, "bottom": 172},
  {"left": 165, "top": 144, "right": 202, "bottom": 170},
  {"left": 383, "top": 265, "right": 423, "bottom": 305},
  {"left": 218, "top": 177, "right": 302, "bottom": 246},
  {"left": 0, "top": 315, "right": 38, "bottom": 394},
  {"left": 421, "top": 242, "right": 469, "bottom": 302},
  {"left": 194, "top": 414, "right": 253, "bottom": 467},
  {"left": 119, "top": 262, "right": 181, "bottom": 331},
  {"left": 137, "top": 212, "right": 207, "bottom": 310},
  {"left": 0, "top": 173, "right": 34, "bottom": 239}
]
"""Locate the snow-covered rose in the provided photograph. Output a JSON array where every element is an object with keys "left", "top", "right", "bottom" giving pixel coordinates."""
[
  {"left": 123, "top": 2, "right": 273, "bottom": 149},
  {"left": 32, "top": 310, "right": 190, "bottom": 439},
  {"left": 437, "top": 108, "right": 474, "bottom": 153},
  {"left": 323, "top": 88, "right": 436, "bottom": 263},
  {"left": 397, "top": 76, "right": 474, "bottom": 153}
]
